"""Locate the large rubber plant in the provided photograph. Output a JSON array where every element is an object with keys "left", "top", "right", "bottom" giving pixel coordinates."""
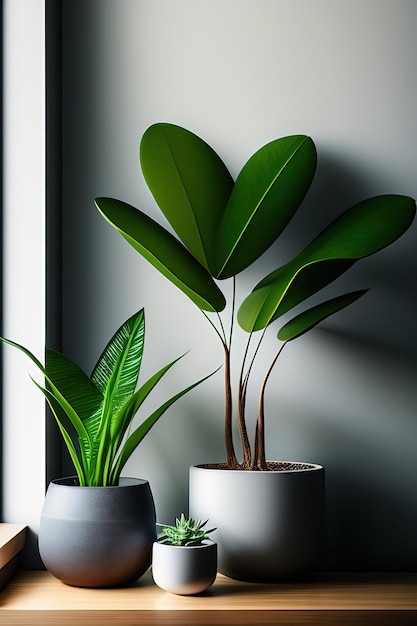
[{"left": 96, "top": 123, "right": 415, "bottom": 471}]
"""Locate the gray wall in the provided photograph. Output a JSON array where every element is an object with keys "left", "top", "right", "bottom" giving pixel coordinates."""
[{"left": 61, "top": 0, "right": 417, "bottom": 571}]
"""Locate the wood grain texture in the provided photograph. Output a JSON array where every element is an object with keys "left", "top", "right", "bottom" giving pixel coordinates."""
[
  {"left": 0, "top": 570, "right": 416, "bottom": 625},
  {"left": 0, "top": 524, "right": 27, "bottom": 569}
]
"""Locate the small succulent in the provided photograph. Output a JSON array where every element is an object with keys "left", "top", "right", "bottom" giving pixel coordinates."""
[{"left": 157, "top": 514, "right": 216, "bottom": 547}]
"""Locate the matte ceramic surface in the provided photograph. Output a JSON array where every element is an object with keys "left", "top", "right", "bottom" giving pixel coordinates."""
[
  {"left": 39, "top": 477, "right": 156, "bottom": 587},
  {"left": 152, "top": 541, "right": 217, "bottom": 595},
  {"left": 189, "top": 463, "right": 325, "bottom": 582}
]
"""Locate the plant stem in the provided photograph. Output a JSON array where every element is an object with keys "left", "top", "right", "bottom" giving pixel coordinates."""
[
  {"left": 237, "top": 327, "right": 269, "bottom": 468},
  {"left": 237, "top": 334, "right": 253, "bottom": 468},
  {"left": 202, "top": 283, "right": 241, "bottom": 469},
  {"left": 253, "top": 341, "right": 287, "bottom": 470},
  {"left": 228, "top": 277, "right": 236, "bottom": 351},
  {"left": 244, "top": 327, "right": 267, "bottom": 384},
  {"left": 223, "top": 342, "right": 239, "bottom": 468},
  {"left": 201, "top": 309, "right": 226, "bottom": 345}
]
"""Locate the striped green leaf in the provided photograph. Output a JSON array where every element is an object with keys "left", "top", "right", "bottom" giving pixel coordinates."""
[{"left": 111, "top": 365, "right": 221, "bottom": 483}]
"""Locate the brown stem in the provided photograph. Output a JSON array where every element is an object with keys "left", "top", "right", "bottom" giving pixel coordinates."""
[
  {"left": 237, "top": 372, "right": 252, "bottom": 469},
  {"left": 224, "top": 343, "right": 239, "bottom": 468},
  {"left": 238, "top": 328, "right": 269, "bottom": 468},
  {"left": 253, "top": 342, "right": 287, "bottom": 471},
  {"left": 253, "top": 403, "right": 267, "bottom": 470},
  {"left": 236, "top": 334, "right": 255, "bottom": 469}
]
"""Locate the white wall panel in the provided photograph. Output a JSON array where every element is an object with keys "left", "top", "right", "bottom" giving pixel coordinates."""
[{"left": 2, "top": 0, "right": 46, "bottom": 568}]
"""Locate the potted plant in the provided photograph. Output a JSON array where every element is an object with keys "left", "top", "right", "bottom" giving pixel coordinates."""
[
  {"left": 152, "top": 513, "right": 217, "bottom": 595},
  {"left": 95, "top": 123, "right": 416, "bottom": 581},
  {"left": 0, "top": 307, "right": 215, "bottom": 587}
]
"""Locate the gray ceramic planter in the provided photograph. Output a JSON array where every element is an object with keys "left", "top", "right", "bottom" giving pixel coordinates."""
[
  {"left": 189, "top": 462, "right": 325, "bottom": 582},
  {"left": 39, "top": 476, "right": 156, "bottom": 587},
  {"left": 152, "top": 541, "right": 217, "bottom": 595}
]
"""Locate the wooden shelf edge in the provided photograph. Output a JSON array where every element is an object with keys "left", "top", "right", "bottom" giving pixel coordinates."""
[
  {"left": 1, "top": 570, "right": 417, "bottom": 625},
  {"left": 1, "top": 609, "right": 417, "bottom": 626},
  {"left": 0, "top": 523, "right": 27, "bottom": 586}
]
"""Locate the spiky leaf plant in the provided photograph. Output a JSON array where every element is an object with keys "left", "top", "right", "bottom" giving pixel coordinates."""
[
  {"left": 157, "top": 513, "right": 216, "bottom": 547},
  {"left": 0, "top": 308, "right": 216, "bottom": 486},
  {"left": 96, "top": 123, "right": 416, "bottom": 471}
]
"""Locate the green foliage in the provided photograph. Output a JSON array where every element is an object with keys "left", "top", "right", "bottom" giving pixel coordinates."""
[
  {"left": 157, "top": 513, "right": 216, "bottom": 547},
  {"left": 96, "top": 198, "right": 225, "bottom": 313},
  {"left": 1, "top": 309, "right": 216, "bottom": 486},
  {"left": 277, "top": 290, "right": 369, "bottom": 342},
  {"left": 96, "top": 123, "right": 416, "bottom": 470},
  {"left": 238, "top": 194, "right": 415, "bottom": 332},
  {"left": 215, "top": 134, "right": 317, "bottom": 279},
  {"left": 140, "top": 122, "right": 234, "bottom": 274}
]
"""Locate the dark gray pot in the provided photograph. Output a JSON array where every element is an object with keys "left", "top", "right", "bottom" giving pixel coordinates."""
[
  {"left": 189, "top": 462, "right": 325, "bottom": 582},
  {"left": 39, "top": 476, "right": 156, "bottom": 587}
]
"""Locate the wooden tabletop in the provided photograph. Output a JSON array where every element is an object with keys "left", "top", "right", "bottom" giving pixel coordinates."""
[{"left": 1, "top": 569, "right": 416, "bottom": 625}]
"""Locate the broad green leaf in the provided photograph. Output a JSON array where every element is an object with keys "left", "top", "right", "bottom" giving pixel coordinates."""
[
  {"left": 0, "top": 336, "right": 91, "bottom": 442},
  {"left": 238, "top": 258, "right": 355, "bottom": 331},
  {"left": 46, "top": 349, "right": 103, "bottom": 423},
  {"left": 46, "top": 349, "right": 103, "bottom": 476},
  {"left": 215, "top": 135, "right": 317, "bottom": 278},
  {"left": 140, "top": 122, "right": 234, "bottom": 273},
  {"left": 95, "top": 197, "right": 226, "bottom": 312},
  {"left": 238, "top": 194, "right": 416, "bottom": 331},
  {"left": 42, "top": 374, "right": 92, "bottom": 443},
  {"left": 32, "top": 381, "right": 88, "bottom": 485},
  {"left": 277, "top": 290, "right": 368, "bottom": 341}
]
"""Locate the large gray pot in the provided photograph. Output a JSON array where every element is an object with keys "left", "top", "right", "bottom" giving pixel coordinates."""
[
  {"left": 189, "top": 462, "right": 325, "bottom": 582},
  {"left": 39, "top": 476, "right": 156, "bottom": 587}
]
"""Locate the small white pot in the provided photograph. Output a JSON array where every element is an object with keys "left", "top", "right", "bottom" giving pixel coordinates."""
[{"left": 152, "top": 541, "right": 217, "bottom": 595}]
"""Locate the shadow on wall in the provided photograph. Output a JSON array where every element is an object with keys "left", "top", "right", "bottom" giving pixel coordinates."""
[
  {"left": 275, "top": 399, "right": 417, "bottom": 572},
  {"left": 325, "top": 452, "right": 417, "bottom": 572},
  {"left": 260, "top": 145, "right": 416, "bottom": 291},
  {"left": 258, "top": 148, "right": 383, "bottom": 269},
  {"left": 271, "top": 329, "right": 417, "bottom": 572},
  {"left": 248, "top": 300, "right": 417, "bottom": 572}
]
